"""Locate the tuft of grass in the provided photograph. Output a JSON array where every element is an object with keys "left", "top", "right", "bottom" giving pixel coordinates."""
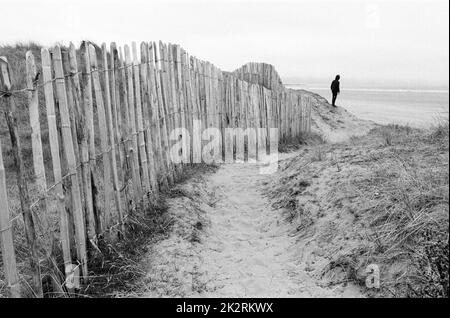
[
  {"left": 269, "top": 173, "right": 311, "bottom": 223},
  {"left": 381, "top": 128, "right": 393, "bottom": 146},
  {"left": 311, "top": 147, "right": 326, "bottom": 162},
  {"left": 269, "top": 121, "right": 449, "bottom": 298},
  {"left": 377, "top": 124, "right": 419, "bottom": 147},
  {"left": 80, "top": 197, "right": 170, "bottom": 297},
  {"left": 278, "top": 132, "right": 327, "bottom": 153}
]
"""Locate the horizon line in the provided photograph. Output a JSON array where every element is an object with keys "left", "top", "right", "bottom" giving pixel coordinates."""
[{"left": 284, "top": 84, "right": 450, "bottom": 94}]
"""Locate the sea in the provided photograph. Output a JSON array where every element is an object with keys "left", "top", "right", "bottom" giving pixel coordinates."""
[{"left": 285, "top": 84, "right": 449, "bottom": 128}]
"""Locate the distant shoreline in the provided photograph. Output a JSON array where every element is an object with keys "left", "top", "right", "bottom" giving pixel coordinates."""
[{"left": 285, "top": 84, "right": 449, "bottom": 94}]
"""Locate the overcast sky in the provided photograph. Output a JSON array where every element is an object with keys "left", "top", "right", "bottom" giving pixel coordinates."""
[{"left": 1, "top": 0, "right": 449, "bottom": 88}]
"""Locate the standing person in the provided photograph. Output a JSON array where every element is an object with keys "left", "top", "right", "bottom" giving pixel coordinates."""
[{"left": 330, "top": 75, "right": 340, "bottom": 107}]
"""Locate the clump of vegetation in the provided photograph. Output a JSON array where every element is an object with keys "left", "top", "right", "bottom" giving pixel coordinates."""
[
  {"left": 81, "top": 197, "right": 170, "bottom": 297},
  {"left": 278, "top": 132, "right": 327, "bottom": 153},
  {"left": 311, "top": 147, "right": 326, "bottom": 162},
  {"left": 355, "top": 123, "right": 448, "bottom": 297},
  {"left": 380, "top": 128, "right": 393, "bottom": 146},
  {"left": 378, "top": 124, "right": 414, "bottom": 146},
  {"left": 269, "top": 120, "right": 449, "bottom": 298}
]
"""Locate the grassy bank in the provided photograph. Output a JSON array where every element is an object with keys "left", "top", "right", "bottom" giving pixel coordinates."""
[{"left": 269, "top": 122, "right": 449, "bottom": 297}]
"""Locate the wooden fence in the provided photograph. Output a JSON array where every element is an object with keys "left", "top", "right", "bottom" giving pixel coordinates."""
[{"left": 0, "top": 41, "right": 312, "bottom": 297}]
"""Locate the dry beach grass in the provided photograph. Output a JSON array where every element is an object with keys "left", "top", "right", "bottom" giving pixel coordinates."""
[{"left": 269, "top": 122, "right": 449, "bottom": 297}]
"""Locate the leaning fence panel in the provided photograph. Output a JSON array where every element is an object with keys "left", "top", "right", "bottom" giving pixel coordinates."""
[{"left": 0, "top": 40, "right": 312, "bottom": 297}]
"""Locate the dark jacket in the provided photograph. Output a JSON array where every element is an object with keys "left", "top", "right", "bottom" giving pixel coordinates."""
[{"left": 331, "top": 79, "right": 340, "bottom": 94}]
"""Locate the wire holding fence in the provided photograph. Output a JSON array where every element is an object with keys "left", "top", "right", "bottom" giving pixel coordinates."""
[{"left": 0, "top": 40, "right": 312, "bottom": 298}]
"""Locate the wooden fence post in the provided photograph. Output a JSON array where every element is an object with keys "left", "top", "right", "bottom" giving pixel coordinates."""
[
  {"left": 118, "top": 46, "right": 133, "bottom": 211},
  {"left": 139, "top": 42, "right": 159, "bottom": 197},
  {"left": 308, "top": 96, "right": 312, "bottom": 133},
  {"left": 88, "top": 44, "right": 112, "bottom": 232},
  {"left": 26, "top": 50, "right": 66, "bottom": 294},
  {"left": 163, "top": 44, "right": 176, "bottom": 174},
  {"left": 102, "top": 43, "right": 124, "bottom": 235},
  {"left": 124, "top": 44, "right": 143, "bottom": 207},
  {"left": 200, "top": 61, "right": 207, "bottom": 140},
  {"left": 41, "top": 48, "right": 74, "bottom": 287},
  {"left": 167, "top": 44, "right": 182, "bottom": 175},
  {"left": 154, "top": 42, "right": 173, "bottom": 185},
  {"left": 156, "top": 41, "right": 175, "bottom": 184},
  {"left": 0, "top": 56, "right": 43, "bottom": 297},
  {"left": 79, "top": 42, "right": 98, "bottom": 244},
  {"left": 194, "top": 58, "right": 203, "bottom": 163},
  {"left": 26, "top": 50, "right": 54, "bottom": 253},
  {"left": 110, "top": 43, "right": 126, "bottom": 180},
  {"left": 52, "top": 45, "right": 88, "bottom": 280},
  {"left": 174, "top": 45, "right": 188, "bottom": 164},
  {"left": 147, "top": 42, "right": 167, "bottom": 188},
  {"left": 182, "top": 49, "right": 194, "bottom": 163},
  {"left": 204, "top": 62, "right": 211, "bottom": 130},
  {"left": 131, "top": 42, "right": 151, "bottom": 199},
  {"left": 0, "top": 137, "right": 20, "bottom": 298}
]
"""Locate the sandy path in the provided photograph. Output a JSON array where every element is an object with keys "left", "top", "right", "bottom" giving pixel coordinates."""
[
  {"left": 138, "top": 160, "right": 358, "bottom": 297},
  {"left": 195, "top": 163, "right": 333, "bottom": 297},
  {"left": 132, "top": 101, "right": 371, "bottom": 298}
]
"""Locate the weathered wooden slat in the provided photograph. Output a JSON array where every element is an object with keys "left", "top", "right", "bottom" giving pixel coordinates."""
[
  {"left": 200, "top": 61, "right": 207, "bottom": 145},
  {"left": 180, "top": 49, "right": 190, "bottom": 162},
  {"left": 228, "top": 74, "right": 235, "bottom": 160},
  {"left": 167, "top": 44, "right": 182, "bottom": 174},
  {"left": 308, "top": 97, "right": 312, "bottom": 133},
  {"left": 109, "top": 43, "right": 127, "bottom": 235},
  {"left": 62, "top": 49, "right": 86, "bottom": 262},
  {"left": 140, "top": 42, "right": 159, "bottom": 197},
  {"left": 62, "top": 50, "right": 81, "bottom": 175},
  {"left": 0, "top": 133, "right": 20, "bottom": 298},
  {"left": 174, "top": 45, "right": 188, "bottom": 164},
  {"left": 26, "top": 50, "right": 55, "bottom": 252},
  {"left": 265, "top": 88, "right": 272, "bottom": 153},
  {"left": 204, "top": 62, "right": 211, "bottom": 130},
  {"left": 41, "top": 48, "right": 73, "bottom": 282},
  {"left": 1, "top": 55, "right": 43, "bottom": 297},
  {"left": 110, "top": 43, "right": 126, "bottom": 184},
  {"left": 67, "top": 43, "right": 87, "bottom": 179},
  {"left": 118, "top": 46, "right": 133, "bottom": 209},
  {"left": 148, "top": 42, "right": 167, "bottom": 187},
  {"left": 190, "top": 57, "right": 201, "bottom": 163},
  {"left": 187, "top": 56, "right": 197, "bottom": 163},
  {"left": 52, "top": 45, "right": 88, "bottom": 280},
  {"left": 88, "top": 44, "right": 112, "bottom": 232},
  {"left": 79, "top": 42, "right": 97, "bottom": 244},
  {"left": 248, "top": 84, "right": 257, "bottom": 162},
  {"left": 235, "top": 78, "right": 245, "bottom": 162},
  {"left": 131, "top": 42, "right": 151, "bottom": 199},
  {"left": 124, "top": 44, "right": 143, "bottom": 206},
  {"left": 157, "top": 42, "right": 175, "bottom": 184},
  {"left": 102, "top": 43, "right": 123, "bottom": 235}
]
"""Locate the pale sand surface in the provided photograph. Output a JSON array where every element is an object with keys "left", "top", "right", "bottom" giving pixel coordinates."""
[
  {"left": 133, "top": 99, "right": 369, "bottom": 297},
  {"left": 138, "top": 160, "right": 362, "bottom": 297}
]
